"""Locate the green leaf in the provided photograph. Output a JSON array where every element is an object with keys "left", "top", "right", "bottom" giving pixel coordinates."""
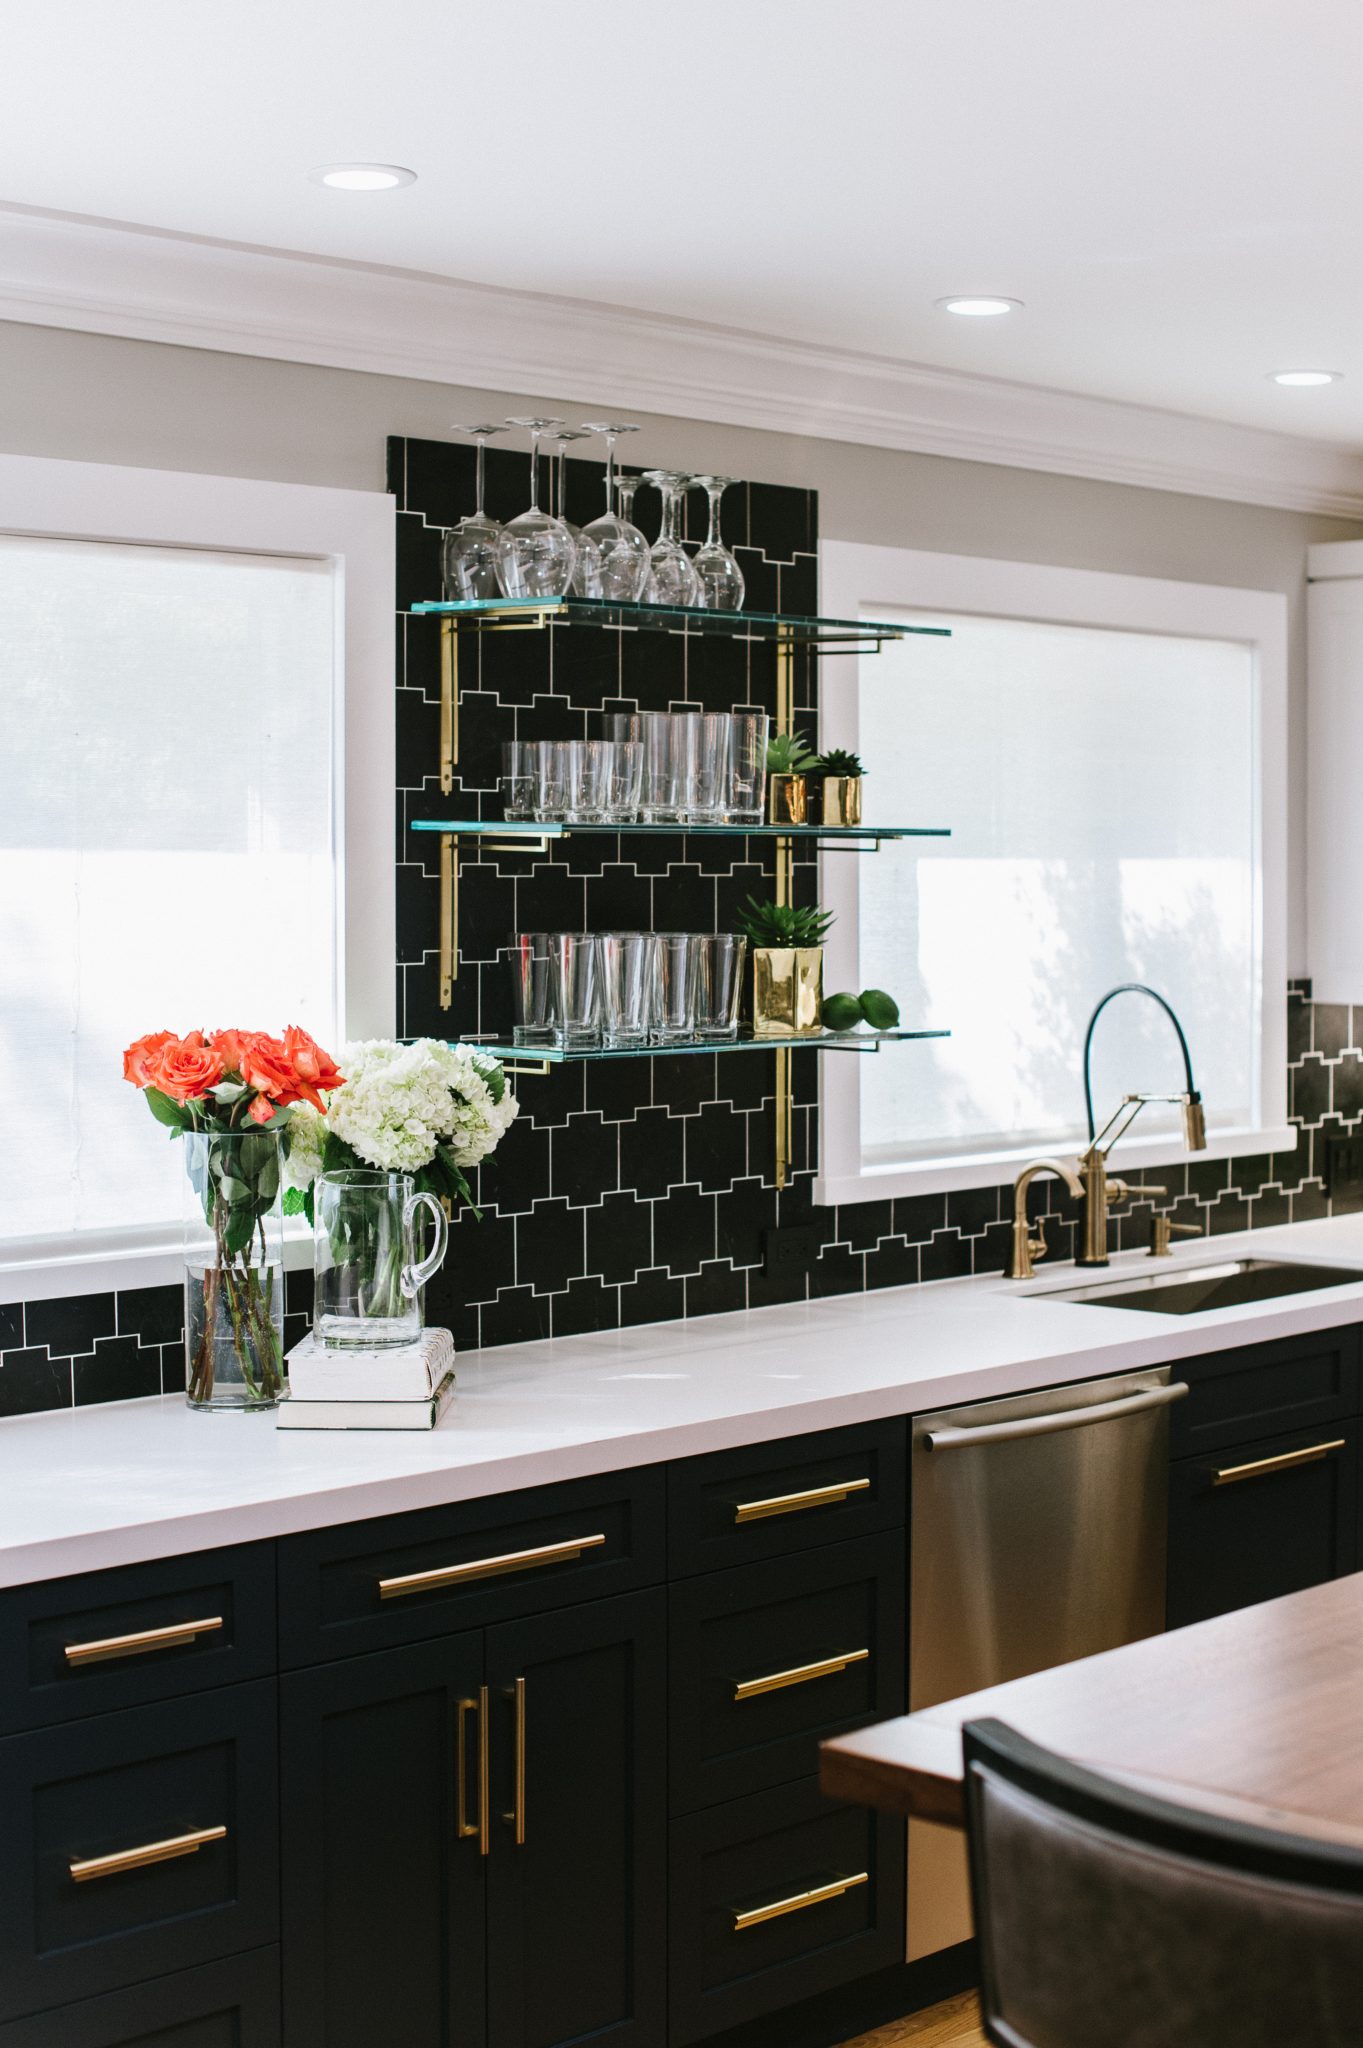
[
  {"left": 469, "top": 1052, "right": 505, "bottom": 1105},
  {"left": 434, "top": 1146, "right": 480, "bottom": 1221},
  {"left": 215, "top": 1174, "right": 253, "bottom": 1205},
  {"left": 144, "top": 1086, "right": 190, "bottom": 1132},
  {"left": 223, "top": 1207, "right": 255, "bottom": 1257},
  {"left": 282, "top": 1185, "right": 309, "bottom": 1217}
]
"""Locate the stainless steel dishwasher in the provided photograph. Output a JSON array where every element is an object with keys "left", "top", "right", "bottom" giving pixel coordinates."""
[{"left": 906, "top": 1365, "right": 1187, "bottom": 1959}]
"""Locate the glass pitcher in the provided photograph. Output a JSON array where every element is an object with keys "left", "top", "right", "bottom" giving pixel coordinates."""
[{"left": 314, "top": 1169, "right": 449, "bottom": 1350}]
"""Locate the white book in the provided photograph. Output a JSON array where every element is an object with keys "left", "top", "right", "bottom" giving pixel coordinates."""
[
  {"left": 286, "top": 1327, "right": 455, "bottom": 1403},
  {"left": 275, "top": 1369, "right": 456, "bottom": 1432}
]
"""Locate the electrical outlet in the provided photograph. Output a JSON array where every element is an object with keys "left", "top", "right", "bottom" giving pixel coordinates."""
[
  {"left": 1326, "top": 1134, "right": 1363, "bottom": 1201},
  {"left": 763, "top": 1224, "right": 822, "bottom": 1279}
]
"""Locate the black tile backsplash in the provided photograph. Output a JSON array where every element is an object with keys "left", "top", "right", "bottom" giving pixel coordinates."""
[{"left": 0, "top": 452, "right": 1346, "bottom": 1418}]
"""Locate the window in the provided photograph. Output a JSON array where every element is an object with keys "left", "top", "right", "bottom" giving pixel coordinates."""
[
  {"left": 816, "top": 544, "right": 1290, "bottom": 1204},
  {"left": 0, "top": 455, "right": 394, "bottom": 1295}
]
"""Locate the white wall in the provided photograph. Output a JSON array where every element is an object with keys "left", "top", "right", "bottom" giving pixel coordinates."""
[{"left": 1, "top": 316, "right": 1356, "bottom": 970}]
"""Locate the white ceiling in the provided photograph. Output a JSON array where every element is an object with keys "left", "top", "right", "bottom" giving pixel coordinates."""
[{"left": 3, "top": 0, "right": 1363, "bottom": 448}]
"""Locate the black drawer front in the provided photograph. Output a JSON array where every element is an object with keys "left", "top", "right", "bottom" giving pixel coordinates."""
[
  {"left": 668, "top": 1422, "right": 905, "bottom": 1579},
  {"left": 669, "top": 1532, "right": 906, "bottom": 1813},
  {"left": 1170, "top": 1326, "right": 1361, "bottom": 1458},
  {"left": 668, "top": 1777, "right": 904, "bottom": 2045},
  {"left": 278, "top": 1467, "right": 665, "bottom": 1667},
  {"left": 0, "top": 1545, "right": 276, "bottom": 1737},
  {"left": 0, "top": 1681, "right": 279, "bottom": 2023},
  {"left": 1168, "top": 1422, "right": 1359, "bottom": 1630},
  {"left": 0, "top": 1948, "right": 280, "bottom": 2048}
]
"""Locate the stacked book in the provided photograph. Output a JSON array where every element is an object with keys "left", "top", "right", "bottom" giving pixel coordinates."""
[{"left": 277, "top": 1327, "right": 456, "bottom": 1430}]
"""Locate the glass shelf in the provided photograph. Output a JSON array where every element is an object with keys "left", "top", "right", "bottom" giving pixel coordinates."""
[
  {"left": 461, "top": 1027, "right": 949, "bottom": 1066},
  {"left": 411, "top": 819, "right": 949, "bottom": 843},
  {"left": 408, "top": 595, "right": 948, "bottom": 653}
]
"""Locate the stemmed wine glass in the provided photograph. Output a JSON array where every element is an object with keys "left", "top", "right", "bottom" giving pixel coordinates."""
[
  {"left": 495, "top": 418, "right": 577, "bottom": 599},
  {"left": 690, "top": 476, "right": 746, "bottom": 610},
  {"left": 642, "top": 471, "right": 702, "bottom": 606},
  {"left": 442, "top": 424, "right": 508, "bottom": 599},
  {"left": 579, "top": 423, "right": 650, "bottom": 601},
  {"left": 547, "top": 427, "right": 604, "bottom": 598}
]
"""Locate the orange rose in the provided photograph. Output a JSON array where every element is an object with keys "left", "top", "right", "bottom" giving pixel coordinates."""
[
  {"left": 152, "top": 1032, "right": 226, "bottom": 1103},
  {"left": 123, "top": 1029, "right": 177, "bottom": 1087},
  {"left": 247, "top": 1091, "right": 278, "bottom": 1126},
  {"left": 282, "top": 1025, "right": 345, "bottom": 1111},
  {"left": 210, "top": 1028, "right": 248, "bottom": 1076},
  {"left": 238, "top": 1032, "right": 300, "bottom": 1107}
]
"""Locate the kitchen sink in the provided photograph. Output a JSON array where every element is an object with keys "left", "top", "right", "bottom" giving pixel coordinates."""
[{"left": 1039, "top": 1257, "right": 1363, "bottom": 1315}]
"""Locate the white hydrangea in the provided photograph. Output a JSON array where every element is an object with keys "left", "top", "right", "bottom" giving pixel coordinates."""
[
  {"left": 326, "top": 1038, "right": 518, "bottom": 1176},
  {"left": 282, "top": 1102, "right": 327, "bottom": 1189}
]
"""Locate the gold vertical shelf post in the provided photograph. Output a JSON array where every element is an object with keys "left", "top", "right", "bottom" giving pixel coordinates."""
[
  {"left": 440, "top": 617, "right": 458, "bottom": 794},
  {"left": 773, "top": 627, "right": 795, "bottom": 1189},
  {"left": 439, "top": 833, "right": 457, "bottom": 1008}
]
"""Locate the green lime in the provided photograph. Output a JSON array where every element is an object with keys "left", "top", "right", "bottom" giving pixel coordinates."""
[
  {"left": 859, "top": 988, "right": 900, "bottom": 1029},
  {"left": 821, "top": 992, "right": 864, "bottom": 1032}
]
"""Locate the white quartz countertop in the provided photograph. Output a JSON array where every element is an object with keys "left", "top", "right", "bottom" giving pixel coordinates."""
[{"left": 7, "top": 1213, "right": 1363, "bottom": 1587}]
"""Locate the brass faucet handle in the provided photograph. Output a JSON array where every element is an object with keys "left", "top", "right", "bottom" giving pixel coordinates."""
[
  {"left": 1106, "top": 1180, "right": 1168, "bottom": 1211},
  {"left": 1149, "top": 1214, "right": 1202, "bottom": 1258}
]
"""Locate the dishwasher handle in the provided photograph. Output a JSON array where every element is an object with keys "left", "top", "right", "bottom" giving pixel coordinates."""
[{"left": 922, "top": 1379, "right": 1188, "bottom": 1452}]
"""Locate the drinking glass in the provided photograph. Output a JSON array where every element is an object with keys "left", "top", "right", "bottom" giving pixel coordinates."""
[
  {"left": 314, "top": 1169, "right": 449, "bottom": 1350},
  {"left": 599, "top": 932, "right": 656, "bottom": 1047},
  {"left": 508, "top": 933, "right": 558, "bottom": 1046},
  {"left": 726, "top": 710, "right": 771, "bottom": 824},
  {"left": 501, "top": 740, "right": 535, "bottom": 820},
  {"left": 551, "top": 933, "right": 601, "bottom": 1049},
  {"left": 565, "top": 739, "right": 611, "bottom": 823},
  {"left": 643, "top": 472, "right": 702, "bottom": 606},
  {"left": 693, "top": 935, "right": 747, "bottom": 1040},
  {"left": 548, "top": 427, "right": 605, "bottom": 598},
  {"left": 496, "top": 418, "right": 577, "bottom": 598},
  {"left": 641, "top": 711, "right": 682, "bottom": 822},
  {"left": 615, "top": 472, "right": 642, "bottom": 528},
  {"left": 579, "top": 424, "right": 650, "bottom": 601},
  {"left": 605, "top": 739, "right": 643, "bottom": 821},
  {"left": 681, "top": 712, "right": 731, "bottom": 823},
  {"left": 651, "top": 933, "right": 699, "bottom": 1043},
  {"left": 691, "top": 476, "right": 746, "bottom": 611},
  {"left": 532, "top": 740, "right": 570, "bottom": 822},
  {"left": 442, "top": 423, "right": 508, "bottom": 600}
]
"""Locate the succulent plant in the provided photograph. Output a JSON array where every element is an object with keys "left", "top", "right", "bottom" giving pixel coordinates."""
[
  {"left": 735, "top": 897, "right": 836, "bottom": 948},
  {"left": 765, "top": 730, "right": 820, "bottom": 775},
  {"left": 815, "top": 748, "right": 866, "bottom": 778}
]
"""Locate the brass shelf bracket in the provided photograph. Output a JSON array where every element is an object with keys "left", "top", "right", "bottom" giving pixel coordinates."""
[
  {"left": 440, "top": 617, "right": 458, "bottom": 794},
  {"left": 439, "top": 833, "right": 457, "bottom": 1008}
]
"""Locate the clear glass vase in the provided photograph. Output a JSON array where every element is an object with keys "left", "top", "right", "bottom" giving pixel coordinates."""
[{"left": 182, "top": 1129, "right": 286, "bottom": 1411}]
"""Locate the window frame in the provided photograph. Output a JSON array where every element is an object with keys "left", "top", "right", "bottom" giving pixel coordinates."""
[
  {"left": 815, "top": 540, "right": 1292, "bottom": 1206},
  {"left": 0, "top": 452, "right": 395, "bottom": 1302}
]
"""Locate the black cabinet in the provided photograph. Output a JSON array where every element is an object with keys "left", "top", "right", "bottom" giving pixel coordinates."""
[
  {"left": 0, "top": 1949, "right": 280, "bottom": 2048},
  {"left": 1168, "top": 1419, "right": 1360, "bottom": 1629},
  {"left": 280, "top": 1590, "right": 667, "bottom": 2048}
]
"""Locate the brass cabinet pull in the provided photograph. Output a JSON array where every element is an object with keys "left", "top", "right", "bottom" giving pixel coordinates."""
[
  {"left": 64, "top": 1616, "right": 224, "bottom": 1666},
  {"left": 456, "top": 1688, "right": 490, "bottom": 1856},
  {"left": 1213, "top": 1439, "right": 1346, "bottom": 1486},
  {"left": 733, "top": 1870, "right": 868, "bottom": 1932},
  {"left": 733, "top": 1479, "right": 870, "bottom": 1525},
  {"left": 69, "top": 1824, "right": 227, "bottom": 1885},
  {"left": 734, "top": 1647, "right": 870, "bottom": 1702},
  {"left": 378, "top": 1533, "right": 607, "bottom": 1600},
  {"left": 502, "top": 1677, "right": 527, "bottom": 1846}
]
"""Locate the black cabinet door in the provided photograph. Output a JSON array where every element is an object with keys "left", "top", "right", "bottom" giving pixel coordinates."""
[
  {"left": 1168, "top": 1422, "right": 1359, "bottom": 1629},
  {"left": 485, "top": 1591, "right": 667, "bottom": 2048},
  {"left": 0, "top": 1948, "right": 279, "bottom": 2048},
  {"left": 280, "top": 1632, "right": 487, "bottom": 2048}
]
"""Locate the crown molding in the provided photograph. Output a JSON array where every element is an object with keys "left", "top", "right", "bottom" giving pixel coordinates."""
[{"left": 3, "top": 202, "right": 1363, "bottom": 518}]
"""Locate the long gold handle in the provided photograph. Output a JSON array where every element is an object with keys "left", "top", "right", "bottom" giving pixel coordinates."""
[
  {"left": 503, "top": 1677, "right": 526, "bottom": 1846},
  {"left": 1213, "top": 1439, "right": 1346, "bottom": 1486},
  {"left": 733, "top": 1479, "right": 870, "bottom": 1525},
  {"left": 64, "top": 1616, "right": 224, "bottom": 1666},
  {"left": 379, "top": 1533, "right": 606, "bottom": 1600},
  {"left": 733, "top": 1870, "right": 868, "bottom": 1932},
  {"left": 734, "top": 1648, "right": 870, "bottom": 1702},
  {"left": 69, "top": 1824, "right": 227, "bottom": 1885},
  {"left": 457, "top": 1694, "right": 481, "bottom": 1845}
]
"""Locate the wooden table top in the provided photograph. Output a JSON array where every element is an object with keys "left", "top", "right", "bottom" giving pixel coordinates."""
[{"left": 821, "top": 1573, "right": 1363, "bottom": 1847}]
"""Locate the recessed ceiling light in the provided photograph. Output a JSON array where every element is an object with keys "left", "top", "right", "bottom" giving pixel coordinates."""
[
  {"left": 1271, "top": 368, "right": 1340, "bottom": 387},
  {"left": 309, "top": 163, "right": 417, "bottom": 192},
  {"left": 937, "top": 296, "right": 1022, "bottom": 318}
]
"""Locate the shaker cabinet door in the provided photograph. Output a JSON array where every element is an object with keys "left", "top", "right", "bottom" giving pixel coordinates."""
[
  {"left": 280, "top": 1632, "right": 487, "bottom": 2048},
  {"left": 485, "top": 1591, "right": 668, "bottom": 2048}
]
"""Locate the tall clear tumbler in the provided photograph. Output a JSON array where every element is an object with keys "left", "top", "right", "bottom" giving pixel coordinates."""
[
  {"left": 508, "top": 933, "right": 557, "bottom": 1046},
  {"left": 693, "top": 935, "right": 748, "bottom": 1040},
  {"left": 600, "top": 932, "right": 656, "bottom": 1047},
  {"left": 552, "top": 933, "right": 601, "bottom": 1049},
  {"left": 651, "top": 933, "right": 699, "bottom": 1043},
  {"left": 726, "top": 711, "right": 771, "bottom": 825}
]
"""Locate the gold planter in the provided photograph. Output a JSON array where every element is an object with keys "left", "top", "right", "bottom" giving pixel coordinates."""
[
  {"left": 767, "top": 774, "right": 808, "bottom": 826},
  {"left": 751, "top": 946, "right": 824, "bottom": 1037},
  {"left": 821, "top": 776, "right": 863, "bottom": 827}
]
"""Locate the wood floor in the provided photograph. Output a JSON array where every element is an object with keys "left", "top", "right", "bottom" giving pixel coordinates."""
[{"left": 837, "top": 1991, "right": 987, "bottom": 2048}]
